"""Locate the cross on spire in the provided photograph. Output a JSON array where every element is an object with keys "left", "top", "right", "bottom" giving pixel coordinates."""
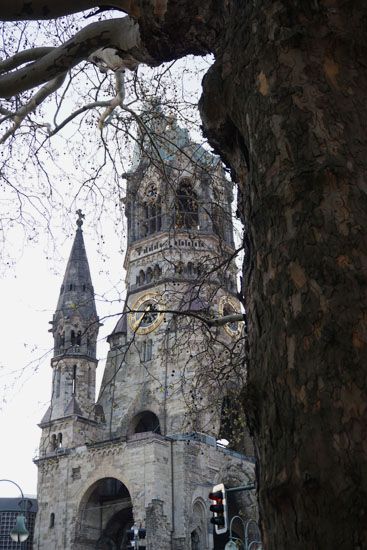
[{"left": 76, "top": 209, "right": 85, "bottom": 228}]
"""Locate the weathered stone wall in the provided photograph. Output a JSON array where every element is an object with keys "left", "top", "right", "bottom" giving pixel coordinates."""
[{"left": 34, "top": 433, "right": 254, "bottom": 549}]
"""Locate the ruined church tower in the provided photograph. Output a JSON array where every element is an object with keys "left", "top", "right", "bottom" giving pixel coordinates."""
[{"left": 34, "top": 111, "right": 256, "bottom": 550}]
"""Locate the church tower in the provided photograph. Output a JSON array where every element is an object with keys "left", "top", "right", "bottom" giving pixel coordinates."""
[
  {"left": 38, "top": 211, "right": 101, "bottom": 456},
  {"left": 34, "top": 111, "right": 256, "bottom": 550}
]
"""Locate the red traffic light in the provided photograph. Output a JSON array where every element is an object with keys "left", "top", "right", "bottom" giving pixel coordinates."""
[
  {"left": 209, "top": 484, "right": 228, "bottom": 535},
  {"left": 209, "top": 490, "right": 224, "bottom": 502}
]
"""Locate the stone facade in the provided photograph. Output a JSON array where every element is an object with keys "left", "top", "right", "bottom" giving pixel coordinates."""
[{"left": 34, "top": 113, "right": 256, "bottom": 549}]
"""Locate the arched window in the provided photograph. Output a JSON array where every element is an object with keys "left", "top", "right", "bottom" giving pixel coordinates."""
[
  {"left": 187, "top": 262, "right": 194, "bottom": 276},
  {"left": 58, "top": 433, "right": 63, "bottom": 447},
  {"left": 153, "top": 264, "right": 161, "bottom": 279},
  {"left": 57, "top": 332, "right": 64, "bottom": 349},
  {"left": 139, "top": 270, "right": 145, "bottom": 285},
  {"left": 146, "top": 340, "right": 153, "bottom": 361},
  {"left": 132, "top": 411, "right": 161, "bottom": 435},
  {"left": 146, "top": 267, "right": 153, "bottom": 283},
  {"left": 51, "top": 434, "right": 57, "bottom": 451},
  {"left": 72, "top": 365, "right": 77, "bottom": 395},
  {"left": 191, "top": 529, "right": 201, "bottom": 550},
  {"left": 140, "top": 196, "right": 162, "bottom": 237},
  {"left": 212, "top": 203, "right": 225, "bottom": 239},
  {"left": 87, "top": 367, "right": 91, "bottom": 399},
  {"left": 76, "top": 331, "right": 82, "bottom": 346},
  {"left": 175, "top": 179, "right": 199, "bottom": 229},
  {"left": 175, "top": 261, "right": 184, "bottom": 275},
  {"left": 71, "top": 330, "right": 76, "bottom": 346},
  {"left": 49, "top": 513, "right": 55, "bottom": 528},
  {"left": 141, "top": 339, "right": 153, "bottom": 362},
  {"left": 55, "top": 368, "right": 61, "bottom": 398}
]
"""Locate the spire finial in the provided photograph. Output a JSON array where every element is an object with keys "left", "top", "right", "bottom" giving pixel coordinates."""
[{"left": 76, "top": 209, "right": 85, "bottom": 228}]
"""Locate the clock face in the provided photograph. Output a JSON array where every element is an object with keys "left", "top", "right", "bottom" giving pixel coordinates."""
[
  {"left": 218, "top": 296, "right": 243, "bottom": 338},
  {"left": 129, "top": 293, "right": 164, "bottom": 334}
]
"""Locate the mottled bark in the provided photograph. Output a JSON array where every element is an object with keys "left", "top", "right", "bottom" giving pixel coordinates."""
[
  {"left": 1, "top": 0, "right": 367, "bottom": 547},
  {"left": 199, "top": 1, "right": 367, "bottom": 548}
]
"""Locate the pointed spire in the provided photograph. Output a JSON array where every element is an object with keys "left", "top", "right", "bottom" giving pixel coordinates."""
[{"left": 52, "top": 211, "right": 99, "bottom": 359}]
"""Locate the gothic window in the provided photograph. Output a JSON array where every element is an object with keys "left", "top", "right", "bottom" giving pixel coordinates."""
[
  {"left": 212, "top": 203, "right": 225, "bottom": 239},
  {"left": 76, "top": 331, "right": 82, "bottom": 346},
  {"left": 191, "top": 530, "right": 201, "bottom": 550},
  {"left": 87, "top": 367, "right": 91, "bottom": 399},
  {"left": 132, "top": 411, "right": 161, "bottom": 434},
  {"left": 146, "top": 340, "right": 153, "bottom": 361},
  {"left": 142, "top": 339, "right": 153, "bottom": 362},
  {"left": 146, "top": 267, "right": 153, "bottom": 283},
  {"left": 57, "top": 332, "right": 64, "bottom": 349},
  {"left": 51, "top": 434, "right": 57, "bottom": 451},
  {"left": 58, "top": 433, "right": 63, "bottom": 447},
  {"left": 175, "top": 261, "right": 184, "bottom": 275},
  {"left": 55, "top": 369, "right": 61, "bottom": 398},
  {"left": 140, "top": 194, "right": 162, "bottom": 238},
  {"left": 71, "top": 330, "right": 76, "bottom": 346},
  {"left": 49, "top": 513, "right": 55, "bottom": 528},
  {"left": 187, "top": 262, "right": 194, "bottom": 276},
  {"left": 72, "top": 467, "right": 81, "bottom": 481},
  {"left": 72, "top": 365, "right": 77, "bottom": 395},
  {"left": 139, "top": 269, "right": 145, "bottom": 285},
  {"left": 153, "top": 264, "right": 161, "bottom": 279},
  {"left": 175, "top": 179, "right": 199, "bottom": 229}
]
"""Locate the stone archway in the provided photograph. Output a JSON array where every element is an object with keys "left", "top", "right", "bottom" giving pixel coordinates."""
[
  {"left": 130, "top": 410, "right": 161, "bottom": 435},
  {"left": 76, "top": 477, "right": 133, "bottom": 549},
  {"left": 190, "top": 498, "right": 207, "bottom": 550}
]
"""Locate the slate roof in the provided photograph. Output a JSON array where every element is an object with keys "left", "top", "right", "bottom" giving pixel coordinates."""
[{"left": 54, "top": 226, "right": 97, "bottom": 322}]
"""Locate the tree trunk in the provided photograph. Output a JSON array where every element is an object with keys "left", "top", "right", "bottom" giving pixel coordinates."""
[{"left": 199, "top": 1, "right": 367, "bottom": 548}]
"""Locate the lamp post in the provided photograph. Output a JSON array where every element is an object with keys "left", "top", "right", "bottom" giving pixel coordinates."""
[
  {"left": 224, "top": 516, "right": 262, "bottom": 550},
  {"left": 0, "top": 479, "right": 30, "bottom": 543}
]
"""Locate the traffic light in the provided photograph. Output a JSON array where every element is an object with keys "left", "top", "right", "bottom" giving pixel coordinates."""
[
  {"left": 127, "top": 526, "right": 146, "bottom": 549},
  {"left": 138, "top": 528, "right": 146, "bottom": 549},
  {"left": 209, "top": 483, "right": 228, "bottom": 534}
]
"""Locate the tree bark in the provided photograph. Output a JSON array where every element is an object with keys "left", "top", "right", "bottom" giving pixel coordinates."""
[
  {"left": 199, "top": 1, "right": 367, "bottom": 548},
  {"left": 1, "top": 0, "right": 367, "bottom": 547}
]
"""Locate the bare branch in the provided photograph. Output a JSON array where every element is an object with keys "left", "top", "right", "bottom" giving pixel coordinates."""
[
  {"left": 48, "top": 101, "right": 112, "bottom": 137},
  {"left": 205, "top": 313, "right": 245, "bottom": 328},
  {"left": 0, "top": 47, "right": 53, "bottom": 73},
  {"left": 0, "top": 17, "right": 151, "bottom": 98},
  {"left": 98, "top": 68, "right": 125, "bottom": 128},
  {"left": 0, "top": 72, "right": 66, "bottom": 143}
]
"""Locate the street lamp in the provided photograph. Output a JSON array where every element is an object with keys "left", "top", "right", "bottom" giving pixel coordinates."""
[
  {"left": 0, "top": 479, "right": 30, "bottom": 543},
  {"left": 224, "top": 516, "right": 246, "bottom": 550}
]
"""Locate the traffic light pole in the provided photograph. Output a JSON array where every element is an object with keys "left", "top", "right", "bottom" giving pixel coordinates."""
[{"left": 226, "top": 483, "right": 255, "bottom": 494}]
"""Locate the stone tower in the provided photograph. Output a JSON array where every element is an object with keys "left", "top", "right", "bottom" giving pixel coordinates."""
[
  {"left": 38, "top": 211, "right": 101, "bottom": 456},
  {"left": 34, "top": 112, "right": 256, "bottom": 550}
]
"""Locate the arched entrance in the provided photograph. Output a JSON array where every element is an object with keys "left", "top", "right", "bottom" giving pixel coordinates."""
[{"left": 76, "top": 478, "right": 133, "bottom": 549}]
